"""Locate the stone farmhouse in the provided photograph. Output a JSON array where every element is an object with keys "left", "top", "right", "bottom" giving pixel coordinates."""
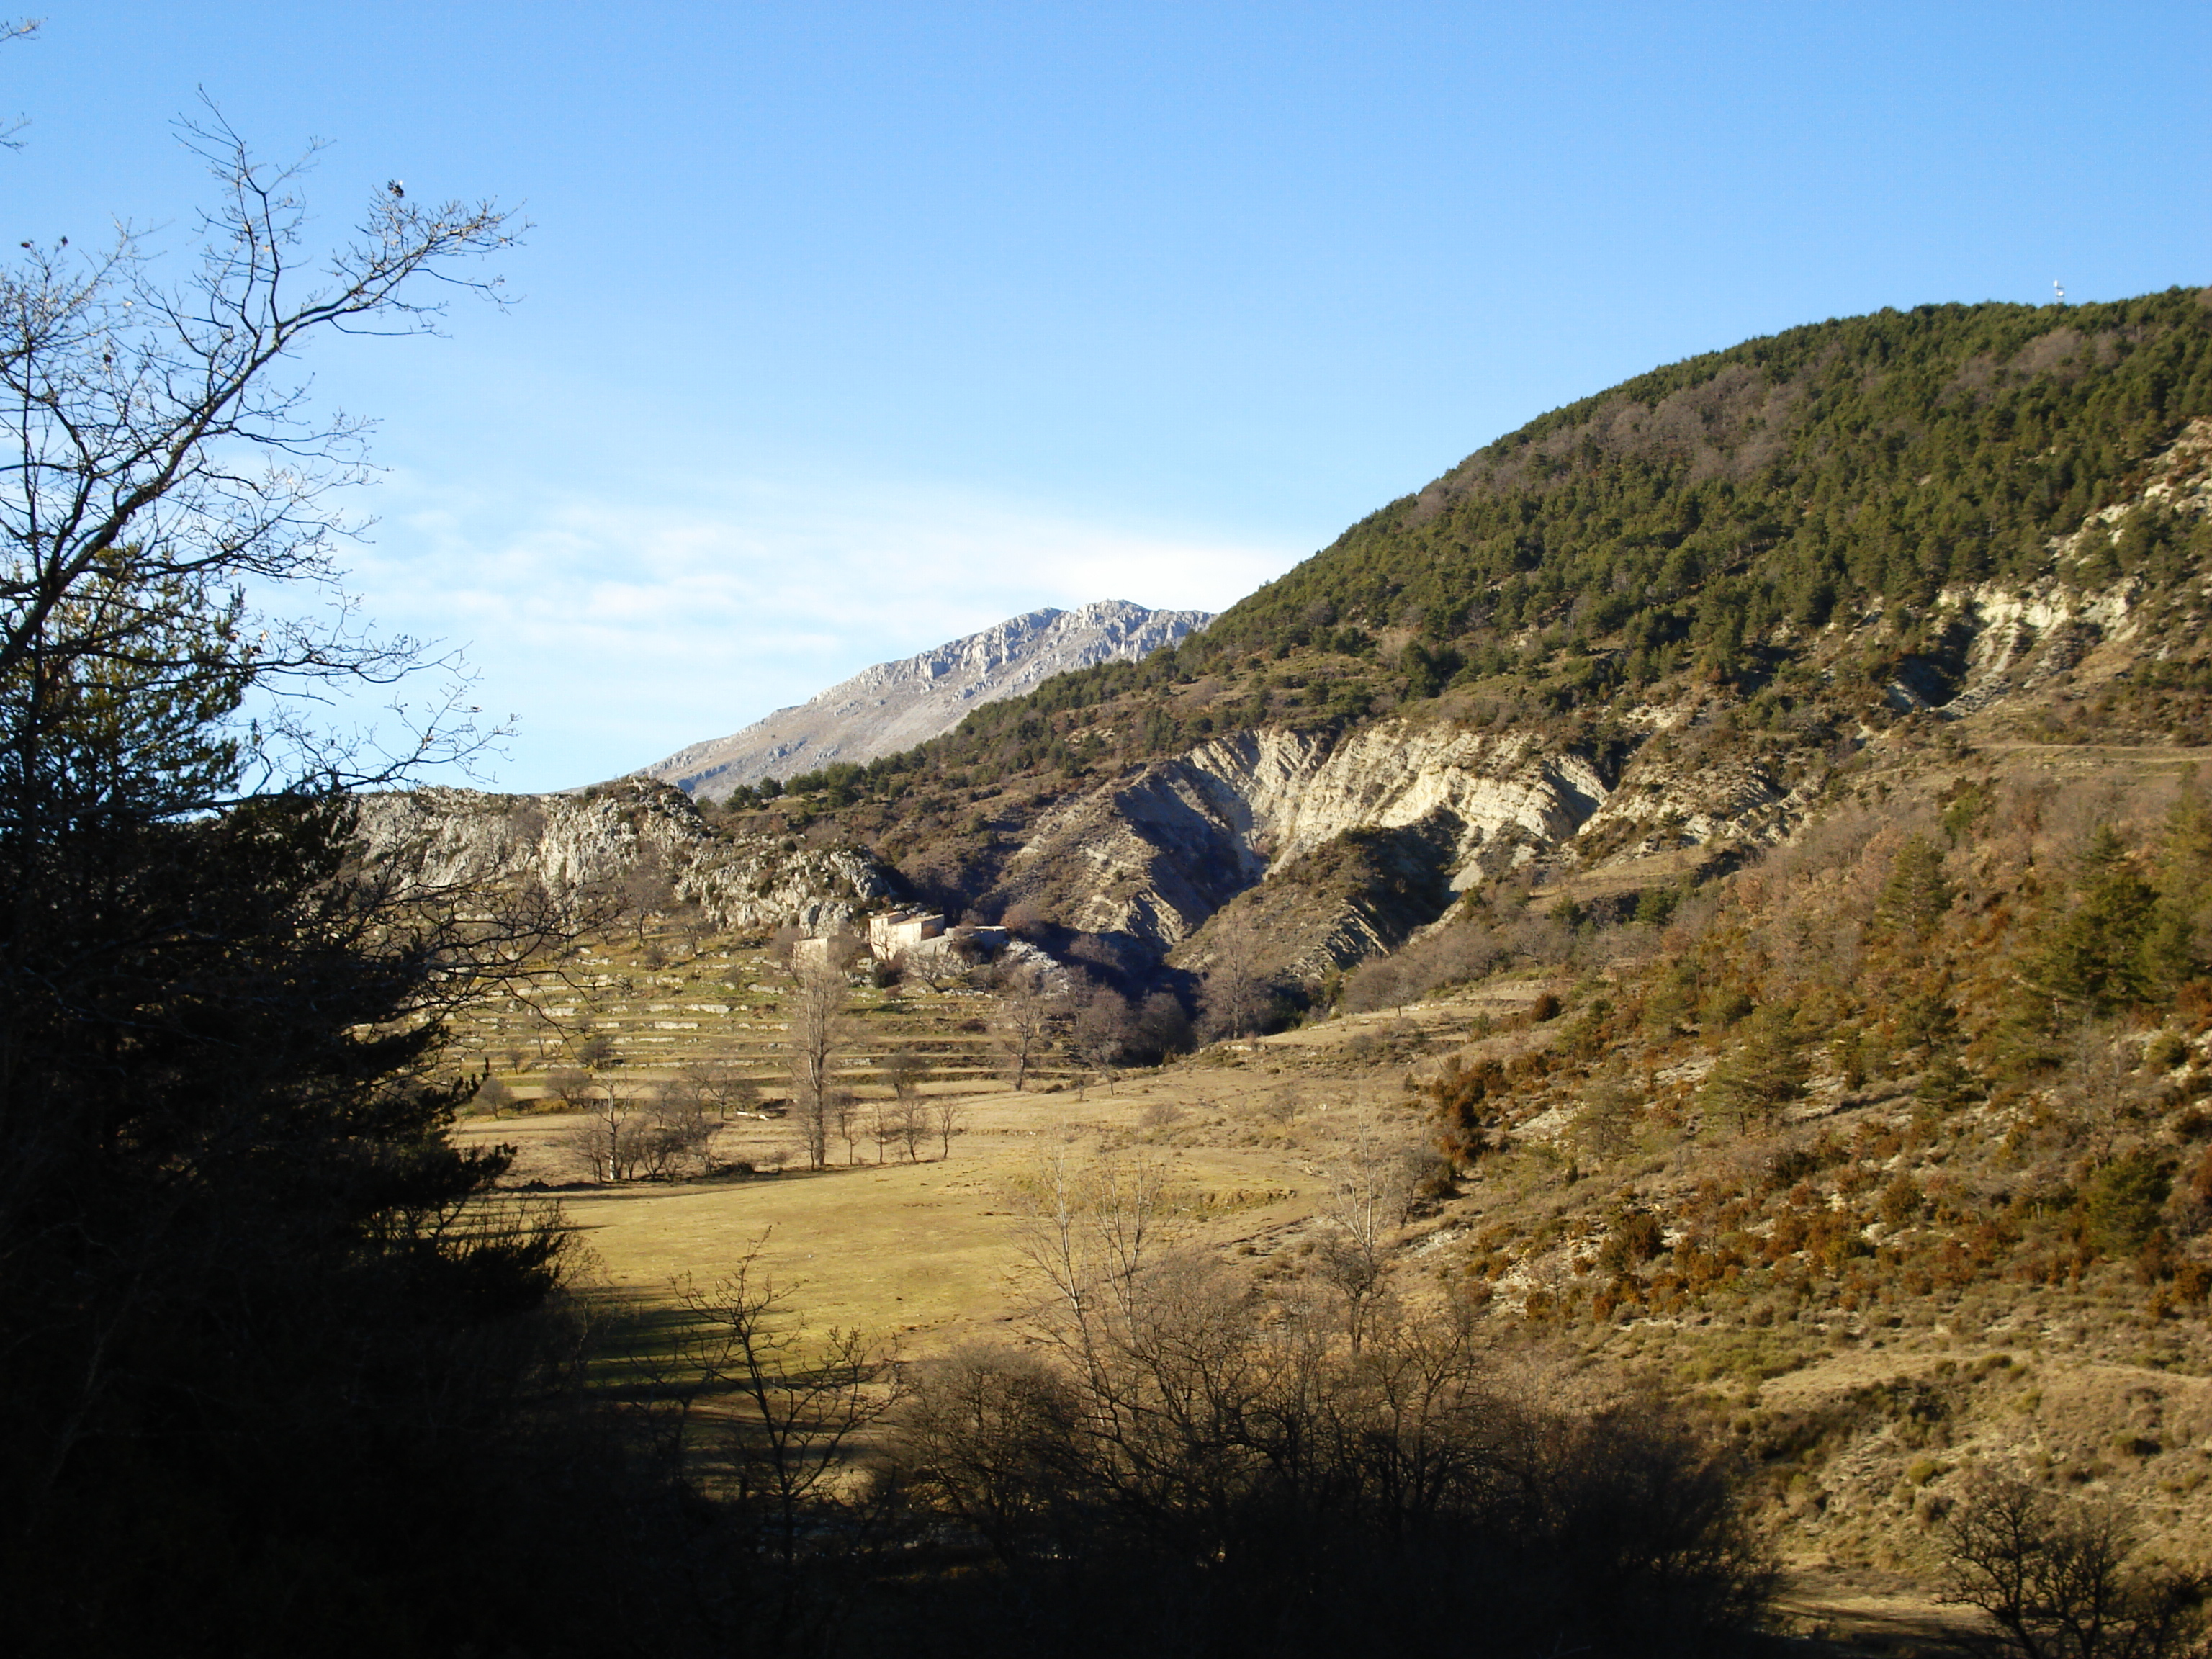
[{"left": 868, "top": 910, "right": 945, "bottom": 959}]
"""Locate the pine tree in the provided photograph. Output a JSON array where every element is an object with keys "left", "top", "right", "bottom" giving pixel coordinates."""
[{"left": 2035, "top": 826, "right": 2159, "bottom": 1015}]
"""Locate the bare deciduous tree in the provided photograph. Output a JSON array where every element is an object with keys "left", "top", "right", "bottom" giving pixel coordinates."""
[
  {"left": 545, "top": 1064, "right": 593, "bottom": 1111},
  {"left": 1, "top": 107, "right": 521, "bottom": 796},
  {"left": 472, "top": 1074, "right": 515, "bottom": 1119},
  {"left": 931, "top": 1094, "right": 966, "bottom": 1161},
  {"left": 655, "top": 1236, "right": 904, "bottom": 1568},
  {"left": 1197, "top": 907, "right": 1273, "bottom": 1046},
  {"left": 1310, "top": 1101, "right": 1421, "bottom": 1352},
  {"left": 992, "top": 962, "right": 1064, "bottom": 1091},
  {"left": 884, "top": 1048, "right": 930, "bottom": 1104},
  {"left": 1132, "top": 989, "right": 1195, "bottom": 1063},
  {"left": 634, "top": 1084, "right": 717, "bottom": 1179},
  {"left": 674, "top": 1056, "right": 760, "bottom": 1120},
  {"left": 830, "top": 1088, "right": 861, "bottom": 1166},
  {"left": 906, "top": 941, "right": 963, "bottom": 993},
  {"left": 563, "top": 1087, "right": 636, "bottom": 1184},
  {"left": 1940, "top": 1473, "right": 2211, "bottom": 1658},
  {"left": 785, "top": 960, "right": 854, "bottom": 1171},
  {"left": 879, "top": 1050, "right": 933, "bottom": 1163},
  {"left": 896, "top": 1292, "right": 1773, "bottom": 1654},
  {"left": 1016, "top": 1143, "right": 1179, "bottom": 1379},
  {"left": 618, "top": 842, "right": 676, "bottom": 959},
  {"left": 1067, "top": 932, "right": 1122, "bottom": 982},
  {"left": 1066, "top": 983, "right": 1132, "bottom": 1094}
]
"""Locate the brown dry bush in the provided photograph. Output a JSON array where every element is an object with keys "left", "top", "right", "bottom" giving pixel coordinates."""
[{"left": 891, "top": 1267, "right": 1774, "bottom": 1658}]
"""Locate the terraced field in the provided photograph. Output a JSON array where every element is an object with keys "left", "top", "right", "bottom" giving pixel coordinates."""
[{"left": 445, "top": 938, "right": 1082, "bottom": 1106}]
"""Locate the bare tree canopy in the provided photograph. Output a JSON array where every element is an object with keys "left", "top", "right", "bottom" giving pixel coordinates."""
[
  {"left": 1940, "top": 1473, "right": 2211, "bottom": 1658},
  {"left": 784, "top": 959, "right": 854, "bottom": 1170},
  {"left": 674, "top": 1055, "right": 760, "bottom": 1119},
  {"left": 2, "top": 106, "right": 523, "bottom": 798},
  {"left": 649, "top": 1237, "right": 904, "bottom": 1568},
  {"left": 991, "top": 961, "right": 1065, "bottom": 1091},
  {"left": 1310, "top": 1100, "right": 1424, "bottom": 1352},
  {"left": 931, "top": 1092, "right": 966, "bottom": 1160},
  {"left": 1066, "top": 982, "right": 1131, "bottom": 1092},
  {"left": 1197, "top": 907, "right": 1274, "bottom": 1045}
]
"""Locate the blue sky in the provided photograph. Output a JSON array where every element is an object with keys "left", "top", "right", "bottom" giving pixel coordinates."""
[{"left": 7, "top": 3, "right": 2208, "bottom": 789}]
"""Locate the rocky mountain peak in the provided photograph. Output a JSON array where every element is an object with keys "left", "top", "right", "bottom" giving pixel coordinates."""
[{"left": 641, "top": 598, "right": 1211, "bottom": 799}]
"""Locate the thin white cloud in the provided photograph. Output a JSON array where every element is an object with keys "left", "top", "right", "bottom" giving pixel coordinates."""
[{"left": 343, "top": 472, "right": 1298, "bottom": 791}]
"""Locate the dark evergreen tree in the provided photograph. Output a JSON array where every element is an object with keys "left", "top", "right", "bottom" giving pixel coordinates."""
[{"left": 0, "top": 115, "right": 662, "bottom": 1658}]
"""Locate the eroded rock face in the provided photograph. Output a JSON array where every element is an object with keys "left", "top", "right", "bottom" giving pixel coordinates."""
[
  {"left": 995, "top": 723, "right": 1627, "bottom": 967},
  {"left": 354, "top": 778, "right": 901, "bottom": 935},
  {"left": 1180, "top": 725, "right": 1612, "bottom": 880},
  {"left": 1089, "top": 421, "right": 2211, "bottom": 979},
  {"left": 979, "top": 562, "right": 2157, "bottom": 980}
]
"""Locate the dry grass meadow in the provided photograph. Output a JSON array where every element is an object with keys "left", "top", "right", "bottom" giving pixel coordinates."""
[{"left": 449, "top": 953, "right": 1434, "bottom": 1351}]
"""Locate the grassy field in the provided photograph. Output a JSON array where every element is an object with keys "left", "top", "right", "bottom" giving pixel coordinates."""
[{"left": 453, "top": 1015, "right": 1415, "bottom": 1349}]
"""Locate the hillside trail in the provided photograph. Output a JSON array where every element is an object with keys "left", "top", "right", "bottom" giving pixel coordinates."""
[{"left": 1770, "top": 1566, "right": 1985, "bottom": 1655}]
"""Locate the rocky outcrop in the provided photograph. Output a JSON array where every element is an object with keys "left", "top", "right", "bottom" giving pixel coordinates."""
[
  {"left": 989, "top": 724, "right": 1626, "bottom": 969},
  {"left": 355, "top": 778, "right": 902, "bottom": 935},
  {"left": 643, "top": 600, "right": 1213, "bottom": 798},
  {"left": 982, "top": 552, "right": 2194, "bottom": 981}
]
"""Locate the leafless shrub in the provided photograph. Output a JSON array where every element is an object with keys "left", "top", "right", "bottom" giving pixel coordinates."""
[
  {"left": 893, "top": 1232, "right": 1773, "bottom": 1657},
  {"left": 1137, "top": 1097, "right": 1184, "bottom": 1130},
  {"left": 930, "top": 1094, "right": 967, "bottom": 1160},
  {"left": 561, "top": 1084, "right": 716, "bottom": 1183},
  {"left": 674, "top": 1056, "right": 761, "bottom": 1119},
  {"left": 1939, "top": 1472, "right": 2211, "bottom": 1658},
  {"left": 1341, "top": 922, "right": 1510, "bottom": 1013},
  {"left": 545, "top": 1064, "right": 594, "bottom": 1110},
  {"left": 633, "top": 1086, "right": 717, "bottom": 1180}
]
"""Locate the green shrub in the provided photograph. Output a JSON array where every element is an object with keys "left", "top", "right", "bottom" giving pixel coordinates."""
[{"left": 2084, "top": 1151, "right": 2172, "bottom": 1256}]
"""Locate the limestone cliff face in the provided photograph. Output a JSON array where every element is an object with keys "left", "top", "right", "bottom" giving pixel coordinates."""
[
  {"left": 994, "top": 724, "right": 1637, "bottom": 975},
  {"left": 355, "top": 778, "right": 901, "bottom": 935},
  {"left": 981, "top": 558, "right": 2188, "bottom": 982},
  {"left": 1005, "top": 422, "right": 2212, "bottom": 980},
  {"left": 643, "top": 600, "right": 1213, "bottom": 799}
]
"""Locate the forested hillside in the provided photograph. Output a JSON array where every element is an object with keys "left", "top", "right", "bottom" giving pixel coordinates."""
[
  {"left": 708, "top": 291, "right": 2212, "bottom": 988},
  {"left": 1219, "top": 291, "right": 2212, "bottom": 665}
]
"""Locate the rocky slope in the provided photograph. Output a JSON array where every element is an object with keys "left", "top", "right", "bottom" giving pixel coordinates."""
[
  {"left": 375, "top": 413, "right": 2207, "bottom": 995},
  {"left": 643, "top": 599, "right": 1213, "bottom": 799},
  {"left": 899, "top": 414, "right": 2212, "bottom": 986},
  {"left": 387, "top": 305, "right": 2212, "bottom": 1000},
  {"left": 355, "top": 778, "right": 902, "bottom": 935}
]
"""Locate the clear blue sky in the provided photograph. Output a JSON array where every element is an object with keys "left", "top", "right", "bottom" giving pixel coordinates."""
[{"left": 8, "top": 2, "right": 2208, "bottom": 789}]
